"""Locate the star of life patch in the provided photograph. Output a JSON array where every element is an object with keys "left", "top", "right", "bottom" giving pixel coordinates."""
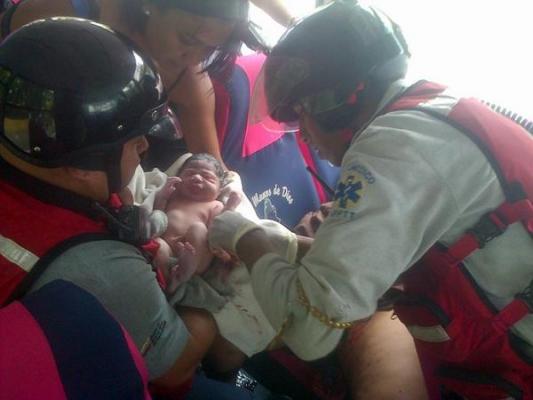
[{"left": 334, "top": 170, "right": 366, "bottom": 209}]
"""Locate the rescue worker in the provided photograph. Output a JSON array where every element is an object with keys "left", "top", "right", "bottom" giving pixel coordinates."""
[
  {"left": 208, "top": 2, "right": 533, "bottom": 399},
  {"left": 0, "top": 18, "right": 220, "bottom": 399}
]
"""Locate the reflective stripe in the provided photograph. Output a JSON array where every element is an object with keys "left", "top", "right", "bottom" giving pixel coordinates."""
[
  {"left": 0, "top": 234, "right": 39, "bottom": 272},
  {"left": 419, "top": 88, "right": 459, "bottom": 117},
  {"left": 407, "top": 324, "right": 450, "bottom": 343}
]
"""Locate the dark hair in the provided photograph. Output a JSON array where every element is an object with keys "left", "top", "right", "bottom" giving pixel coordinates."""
[
  {"left": 118, "top": 0, "right": 249, "bottom": 78},
  {"left": 178, "top": 153, "right": 226, "bottom": 183}
]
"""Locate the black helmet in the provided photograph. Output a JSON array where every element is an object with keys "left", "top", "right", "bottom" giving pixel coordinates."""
[
  {"left": 0, "top": 17, "right": 175, "bottom": 192},
  {"left": 252, "top": 1, "right": 409, "bottom": 132}
]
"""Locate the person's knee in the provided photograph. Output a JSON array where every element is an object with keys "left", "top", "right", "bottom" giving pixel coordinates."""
[{"left": 205, "top": 335, "right": 247, "bottom": 375}]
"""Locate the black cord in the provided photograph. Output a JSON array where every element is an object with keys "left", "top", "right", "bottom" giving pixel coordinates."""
[{"left": 306, "top": 166, "right": 336, "bottom": 196}]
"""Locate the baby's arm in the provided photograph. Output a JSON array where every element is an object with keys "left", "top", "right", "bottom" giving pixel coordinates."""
[{"left": 154, "top": 177, "right": 182, "bottom": 211}]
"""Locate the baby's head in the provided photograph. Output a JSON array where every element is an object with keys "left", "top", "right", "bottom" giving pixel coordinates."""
[{"left": 177, "top": 153, "right": 225, "bottom": 202}]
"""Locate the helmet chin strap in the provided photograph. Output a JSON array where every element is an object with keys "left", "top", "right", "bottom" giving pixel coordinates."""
[
  {"left": 104, "top": 145, "right": 125, "bottom": 197},
  {"left": 94, "top": 145, "right": 152, "bottom": 245}
]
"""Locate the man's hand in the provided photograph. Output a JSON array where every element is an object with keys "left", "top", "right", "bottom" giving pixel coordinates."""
[
  {"left": 293, "top": 202, "right": 333, "bottom": 238},
  {"left": 258, "top": 220, "right": 298, "bottom": 263},
  {"left": 208, "top": 211, "right": 262, "bottom": 255}
]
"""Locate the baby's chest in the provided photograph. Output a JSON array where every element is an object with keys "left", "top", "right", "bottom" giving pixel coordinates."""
[{"left": 166, "top": 205, "right": 210, "bottom": 229}]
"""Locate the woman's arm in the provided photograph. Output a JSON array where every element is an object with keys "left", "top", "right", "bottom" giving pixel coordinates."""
[
  {"left": 169, "top": 65, "right": 227, "bottom": 169},
  {"left": 250, "top": 0, "right": 295, "bottom": 27},
  {"left": 150, "top": 306, "right": 217, "bottom": 395},
  {"left": 2, "top": 0, "right": 74, "bottom": 32}
]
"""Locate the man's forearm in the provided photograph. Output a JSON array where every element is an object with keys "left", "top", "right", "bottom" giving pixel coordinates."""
[
  {"left": 235, "top": 230, "right": 313, "bottom": 271},
  {"left": 151, "top": 307, "right": 217, "bottom": 394},
  {"left": 250, "top": 0, "right": 295, "bottom": 27}
]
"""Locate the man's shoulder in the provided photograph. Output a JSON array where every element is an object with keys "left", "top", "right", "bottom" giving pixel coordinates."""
[
  {"left": 29, "top": 239, "right": 155, "bottom": 301},
  {"left": 50, "top": 239, "right": 148, "bottom": 272},
  {"left": 63, "top": 238, "right": 143, "bottom": 255}
]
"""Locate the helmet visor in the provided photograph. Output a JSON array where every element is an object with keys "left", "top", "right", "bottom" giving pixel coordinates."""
[
  {"left": 140, "top": 103, "right": 180, "bottom": 141},
  {"left": 249, "top": 56, "right": 310, "bottom": 134},
  {"left": 63, "top": 102, "right": 177, "bottom": 170},
  {"left": 0, "top": 70, "right": 59, "bottom": 162}
]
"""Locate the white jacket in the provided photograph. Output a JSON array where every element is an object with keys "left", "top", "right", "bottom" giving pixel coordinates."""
[{"left": 250, "top": 80, "right": 533, "bottom": 360}]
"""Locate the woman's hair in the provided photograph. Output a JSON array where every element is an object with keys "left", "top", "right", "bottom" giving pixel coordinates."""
[
  {"left": 119, "top": 0, "right": 249, "bottom": 78},
  {"left": 178, "top": 153, "right": 226, "bottom": 184}
]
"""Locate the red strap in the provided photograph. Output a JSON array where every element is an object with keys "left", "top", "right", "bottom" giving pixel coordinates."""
[
  {"left": 447, "top": 234, "right": 481, "bottom": 261},
  {"left": 498, "top": 199, "right": 533, "bottom": 234},
  {"left": 492, "top": 299, "right": 531, "bottom": 334},
  {"left": 108, "top": 193, "right": 123, "bottom": 208},
  {"left": 446, "top": 200, "right": 532, "bottom": 262},
  {"left": 498, "top": 199, "right": 533, "bottom": 222}
]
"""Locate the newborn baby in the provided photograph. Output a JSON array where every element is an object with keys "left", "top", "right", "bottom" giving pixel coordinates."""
[{"left": 153, "top": 153, "right": 238, "bottom": 294}]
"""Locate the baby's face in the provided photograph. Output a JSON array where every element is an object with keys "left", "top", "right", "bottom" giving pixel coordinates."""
[{"left": 178, "top": 160, "right": 221, "bottom": 201}]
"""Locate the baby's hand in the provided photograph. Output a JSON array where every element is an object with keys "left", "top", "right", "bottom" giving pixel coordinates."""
[
  {"left": 154, "top": 177, "right": 182, "bottom": 210},
  {"left": 161, "top": 177, "right": 182, "bottom": 199}
]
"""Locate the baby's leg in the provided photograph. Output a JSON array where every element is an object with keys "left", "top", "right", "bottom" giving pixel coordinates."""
[
  {"left": 166, "top": 242, "right": 196, "bottom": 295},
  {"left": 183, "top": 222, "right": 214, "bottom": 275},
  {"left": 154, "top": 238, "right": 197, "bottom": 295},
  {"left": 153, "top": 237, "right": 173, "bottom": 283}
]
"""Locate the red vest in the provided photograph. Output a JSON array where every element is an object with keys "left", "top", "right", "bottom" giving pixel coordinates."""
[
  {"left": 0, "top": 177, "right": 194, "bottom": 398},
  {"left": 0, "top": 177, "right": 107, "bottom": 305},
  {"left": 388, "top": 81, "right": 533, "bottom": 399}
]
